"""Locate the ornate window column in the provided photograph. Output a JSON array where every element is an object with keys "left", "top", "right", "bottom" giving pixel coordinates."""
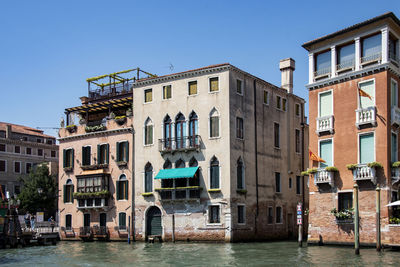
[
  {"left": 309, "top": 53, "right": 314, "bottom": 84},
  {"left": 355, "top": 37, "right": 361, "bottom": 71},
  {"left": 331, "top": 46, "right": 337, "bottom": 78},
  {"left": 381, "top": 27, "right": 389, "bottom": 64}
]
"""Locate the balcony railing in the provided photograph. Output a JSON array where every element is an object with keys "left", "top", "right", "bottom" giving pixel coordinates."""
[
  {"left": 89, "top": 81, "right": 133, "bottom": 101},
  {"left": 360, "top": 52, "right": 382, "bottom": 66},
  {"left": 79, "top": 226, "right": 92, "bottom": 237},
  {"left": 314, "top": 169, "right": 334, "bottom": 187},
  {"left": 316, "top": 115, "right": 334, "bottom": 135},
  {"left": 352, "top": 164, "right": 376, "bottom": 184},
  {"left": 391, "top": 167, "right": 400, "bottom": 185},
  {"left": 392, "top": 106, "right": 400, "bottom": 126},
  {"left": 77, "top": 198, "right": 109, "bottom": 210},
  {"left": 158, "top": 135, "right": 202, "bottom": 154},
  {"left": 93, "top": 226, "right": 108, "bottom": 237},
  {"left": 155, "top": 186, "right": 202, "bottom": 201},
  {"left": 336, "top": 59, "right": 355, "bottom": 73},
  {"left": 356, "top": 106, "right": 376, "bottom": 128},
  {"left": 314, "top": 67, "right": 331, "bottom": 80}
]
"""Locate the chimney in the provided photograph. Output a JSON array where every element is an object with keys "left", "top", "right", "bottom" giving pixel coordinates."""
[
  {"left": 6, "top": 124, "right": 12, "bottom": 139},
  {"left": 279, "top": 58, "right": 295, "bottom": 94}
]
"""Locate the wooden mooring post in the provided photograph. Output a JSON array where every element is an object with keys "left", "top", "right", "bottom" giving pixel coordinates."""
[
  {"left": 354, "top": 184, "right": 360, "bottom": 255},
  {"left": 376, "top": 186, "right": 381, "bottom": 251}
]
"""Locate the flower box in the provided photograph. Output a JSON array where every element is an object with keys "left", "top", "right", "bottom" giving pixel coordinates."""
[
  {"left": 208, "top": 189, "right": 221, "bottom": 193},
  {"left": 73, "top": 190, "right": 110, "bottom": 199},
  {"left": 114, "top": 116, "right": 127, "bottom": 125},
  {"left": 85, "top": 124, "right": 106, "bottom": 133},
  {"left": 66, "top": 125, "right": 77, "bottom": 133}
]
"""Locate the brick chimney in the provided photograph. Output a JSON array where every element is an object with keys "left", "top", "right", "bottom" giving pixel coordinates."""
[
  {"left": 6, "top": 124, "right": 12, "bottom": 139},
  {"left": 279, "top": 58, "right": 295, "bottom": 94}
]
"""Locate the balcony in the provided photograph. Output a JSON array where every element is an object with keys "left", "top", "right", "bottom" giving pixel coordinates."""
[
  {"left": 389, "top": 52, "right": 399, "bottom": 67},
  {"left": 89, "top": 81, "right": 133, "bottom": 102},
  {"left": 336, "top": 59, "right": 355, "bottom": 74},
  {"left": 79, "top": 226, "right": 93, "bottom": 238},
  {"left": 352, "top": 164, "right": 376, "bottom": 184},
  {"left": 92, "top": 226, "right": 109, "bottom": 238},
  {"left": 360, "top": 52, "right": 382, "bottom": 67},
  {"left": 314, "top": 169, "right": 334, "bottom": 187},
  {"left": 77, "top": 198, "right": 109, "bottom": 210},
  {"left": 355, "top": 107, "right": 376, "bottom": 128},
  {"left": 391, "top": 167, "right": 400, "bottom": 185},
  {"left": 158, "top": 135, "right": 202, "bottom": 154},
  {"left": 155, "top": 186, "right": 202, "bottom": 201},
  {"left": 316, "top": 115, "right": 334, "bottom": 135},
  {"left": 392, "top": 106, "right": 400, "bottom": 126},
  {"left": 314, "top": 67, "right": 331, "bottom": 81}
]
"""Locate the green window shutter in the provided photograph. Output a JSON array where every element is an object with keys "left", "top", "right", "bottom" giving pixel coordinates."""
[
  {"left": 71, "top": 149, "right": 74, "bottom": 169},
  {"left": 116, "top": 142, "right": 120, "bottom": 162},
  {"left": 319, "top": 91, "right": 332, "bottom": 117},
  {"left": 106, "top": 144, "right": 109, "bottom": 164},
  {"left": 359, "top": 81, "right": 375, "bottom": 108},
  {"left": 392, "top": 133, "right": 398, "bottom": 163},
  {"left": 71, "top": 185, "right": 74, "bottom": 203},
  {"left": 319, "top": 139, "right": 333, "bottom": 168},
  {"left": 63, "top": 185, "right": 67, "bottom": 203},
  {"left": 360, "top": 133, "right": 374, "bottom": 164},
  {"left": 63, "top": 149, "right": 66, "bottom": 168},
  {"left": 125, "top": 142, "right": 129, "bottom": 162},
  {"left": 82, "top": 147, "right": 85, "bottom": 165},
  {"left": 149, "top": 126, "right": 153, "bottom": 144},
  {"left": 97, "top": 144, "right": 100, "bottom": 164},
  {"left": 116, "top": 181, "right": 120, "bottom": 200},
  {"left": 125, "top": 181, "right": 128, "bottom": 200}
]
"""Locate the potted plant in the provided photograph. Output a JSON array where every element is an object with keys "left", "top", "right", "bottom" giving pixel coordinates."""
[
  {"left": 331, "top": 207, "right": 354, "bottom": 223},
  {"left": 367, "top": 162, "right": 383, "bottom": 169},
  {"left": 66, "top": 124, "right": 77, "bottom": 133},
  {"left": 346, "top": 164, "right": 358, "bottom": 170},
  {"left": 114, "top": 115, "right": 127, "bottom": 125},
  {"left": 325, "top": 166, "right": 339, "bottom": 172}
]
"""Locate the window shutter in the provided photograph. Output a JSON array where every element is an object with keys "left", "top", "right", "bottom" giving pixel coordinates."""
[
  {"left": 116, "top": 181, "right": 120, "bottom": 200},
  {"left": 71, "top": 185, "right": 74, "bottom": 203},
  {"left": 149, "top": 126, "right": 153, "bottom": 144},
  {"left": 82, "top": 147, "right": 85, "bottom": 165},
  {"left": 125, "top": 181, "right": 129, "bottom": 200},
  {"left": 63, "top": 149, "right": 66, "bottom": 168},
  {"left": 97, "top": 144, "right": 100, "bottom": 163},
  {"left": 116, "top": 142, "right": 120, "bottom": 162},
  {"left": 71, "top": 149, "right": 74, "bottom": 169},
  {"left": 125, "top": 142, "right": 129, "bottom": 162},
  {"left": 63, "top": 185, "right": 67, "bottom": 203},
  {"left": 106, "top": 144, "right": 109, "bottom": 164}
]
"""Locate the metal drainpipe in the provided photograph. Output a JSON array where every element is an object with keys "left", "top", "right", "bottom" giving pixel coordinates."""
[
  {"left": 253, "top": 80, "right": 259, "bottom": 233},
  {"left": 131, "top": 128, "right": 135, "bottom": 242},
  {"left": 301, "top": 103, "right": 306, "bottom": 237}
]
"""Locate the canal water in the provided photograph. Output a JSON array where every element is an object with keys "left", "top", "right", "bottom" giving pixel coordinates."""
[{"left": 1, "top": 241, "right": 400, "bottom": 266}]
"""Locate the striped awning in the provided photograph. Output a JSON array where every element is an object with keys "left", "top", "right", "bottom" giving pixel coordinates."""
[{"left": 65, "top": 96, "right": 132, "bottom": 113}]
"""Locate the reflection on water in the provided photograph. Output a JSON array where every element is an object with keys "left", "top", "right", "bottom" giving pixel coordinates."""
[{"left": 0, "top": 241, "right": 400, "bottom": 267}]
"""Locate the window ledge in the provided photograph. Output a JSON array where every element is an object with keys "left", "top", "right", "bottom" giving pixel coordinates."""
[
  {"left": 236, "top": 189, "right": 247, "bottom": 194},
  {"left": 141, "top": 192, "right": 153, "bottom": 197},
  {"left": 188, "top": 94, "right": 199, "bottom": 97},
  {"left": 208, "top": 189, "right": 221, "bottom": 193},
  {"left": 208, "top": 91, "right": 220, "bottom": 94},
  {"left": 143, "top": 144, "right": 154, "bottom": 147},
  {"left": 209, "top": 136, "right": 221, "bottom": 140}
]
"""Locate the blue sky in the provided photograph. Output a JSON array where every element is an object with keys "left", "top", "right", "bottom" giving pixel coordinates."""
[{"left": 0, "top": 0, "right": 398, "bottom": 138}]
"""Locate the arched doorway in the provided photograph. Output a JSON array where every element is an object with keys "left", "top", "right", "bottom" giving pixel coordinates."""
[{"left": 146, "top": 206, "right": 162, "bottom": 237}]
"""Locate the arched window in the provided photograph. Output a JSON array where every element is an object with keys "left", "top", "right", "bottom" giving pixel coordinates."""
[
  {"left": 189, "top": 111, "right": 199, "bottom": 147},
  {"left": 163, "top": 115, "right": 172, "bottom": 149},
  {"left": 144, "top": 117, "right": 153, "bottom": 145},
  {"left": 63, "top": 179, "right": 74, "bottom": 203},
  {"left": 189, "top": 157, "right": 200, "bottom": 187},
  {"left": 237, "top": 158, "right": 245, "bottom": 190},
  {"left": 116, "top": 174, "right": 128, "bottom": 200},
  {"left": 175, "top": 159, "right": 185, "bottom": 168},
  {"left": 209, "top": 108, "right": 220, "bottom": 138},
  {"left": 163, "top": 159, "right": 172, "bottom": 169},
  {"left": 144, "top": 163, "right": 153, "bottom": 192},
  {"left": 175, "top": 113, "right": 186, "bottom": 149},
  {"left": 210, "top": 156, "right": 220, "bottom": 189},
  {"left": 189, "top": 157, "right": 198, "bottom": 167}
]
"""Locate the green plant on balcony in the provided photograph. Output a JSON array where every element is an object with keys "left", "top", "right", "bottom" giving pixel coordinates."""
[
  {"left": 208, "top": 188, "right": 221, "bottom": 193},
  {"left": 114, "top": 115, "right": 127, "bottom": 125},
  {"left": 307, "top": 168, "right": 318, "bottom": 174},
  {"left": 141, "top": 192, "right": 153, "bottom": 197},
  {"left": 389, "top": 216, "right": 400, "bottom": 224},
  {"left": 73, "top": 190, "right": 110, "bottom": 199},
  {"left": 66, "top": 124, "right": 77, "bottom": 133},
  {"left": 325, "top": 166, "right": 339, "bottom": 172},
  {"left": 81, "top": 164, "right": 98, "bottom": 170},
  {"left": 330, "top": 207, "right": 354, "bottom": 220},
  {"left": 300, "top": 171, "right": 309, "bottom": 176},
  {"left": 346, "top": 164, "right": 358, "bottom": 170},
  {"left": 367, "top": 162, "right": 383, "bottom": 169},
  {"left": 85, "top": 125, "right": 106, "bottom": 133},
  {"left": 392, "top": 161, "right": 400, "bottom": 168}
]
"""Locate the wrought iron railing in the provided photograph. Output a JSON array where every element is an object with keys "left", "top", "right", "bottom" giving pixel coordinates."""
[
  {"left": 93, "top": 226, "right": 108, "bottom": 236},
  {"left": 336, "top": 59, "right": 355, "bottom": 71},
  {"left": 89, "top": 81, "right": 133, "bottom": 101},
  {"left": 360, "top": 52, "right": 381, "bottom": 64},
  {"left": 391, "top": 167, "right": 400, "bottom": 185},
  {"left": 79, "top": 226, "right": 92, "bottom": 236},
  {"left": 314, "top": 67, "right": 331, "bottom": 78},
  {"left": 158, "top": 135, "right": 201, "bottom": 153}
]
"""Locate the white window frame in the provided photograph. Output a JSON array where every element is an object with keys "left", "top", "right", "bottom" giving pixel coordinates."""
[
  {"left": 14, "top": 161, "right": 21, "bottom": 174},
  {"left": 209, "top": 108, "right": 221, "bottom": 139},
  {"left": 236, "top": 78, "right": 244, "bottom": 96},
  {"left": 188, "top": 80, "right": 199, "bottom": 96},
  {"left": 162, "top": 84, "right": 173, "bottom": 100},
  {"left": 37, "top": 148, "right": 43, "bottom": 157},
  {"left": 142, "top": 169, "right": 155, "bottom": 193},
  {"left": 317, "top": 89, "right": 333, "bottom": 118},
  {"left": 237, "top": 204, "right": 246, "bottom": 225},
  {"left": 275, "top": 206, "right": 283, "bottom": 224},
  {"left": 391, "top": 78, "right": 398, "bottom": 107},
  {"left": 358, "top": 131, "right": 376, "bottom": 164},
  {"left": 208, "top": 76, "right": 220, "bottom": 94},
  {"left": 143, "top": 88, "right": 153, "bottom": 104},
  {"left": 14, "top": 145, "right": 21, "bottom": 154},
  {"left": 318, "top": 137, "right": 334, "bottom": 168},
  {"left": 392, "top": 131, "right": 398, "bottom": 163},
  {"left": 208, "top": 158, "right": 221, "bottom": 190},
  {"left": 206, "top": 202, "right": 222, "bottom": 226},
  {"left": 263, "top": 90, "right": 270, "bottom": 106},
  {"left": 25, "top": 162, "right": 33, "bottom": 174},
  {"left": 25, "top": 147, "right": 31, "bottom": 155},
  {"left": 143, "top": 118, "right": 154, "bottom": 146},
  {"left": 0, "top": 160, "right": 7, "bottom": 173},
  {"left": 357, "top": 78, "right": 376, "bottom": 109}
]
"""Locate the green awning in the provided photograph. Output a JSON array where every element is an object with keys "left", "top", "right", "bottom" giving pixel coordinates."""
[{"left": 155, "top": 167, "right": 199, "bottom": 179}]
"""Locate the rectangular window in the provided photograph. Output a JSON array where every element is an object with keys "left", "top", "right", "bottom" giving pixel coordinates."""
[
  {"left": 47, "top": 139, "right": 53, "bottom": 145},
  {"left": 209, "top": 205, "right": 220, "bottom": 223},
  {"left": 274, "top": 123, "right": 280, "bottom": 148},
  {"left": 63, "top": 149, "right": 74, "bottom": 169},
  {"left": 117, "top": 141, "right": 129, "bottom": 162},
  {"left": 337, "top": 43, "right": 355, "bottom": 69},
  {"left": 319, "top": 139, "right": 333, "bottom": 168},
  {"left": 77, "top": 176, "right": 108, "bottom": 193},
  {"left": 66, "top": 214, "right": 72, "bottom": 230},
  {"left": 82, "top": 146, "right": 91, "bottom": 166},
  {"left": 0, "top": 160, "right": 6, "bottom": 172},
  {"left": 282, "top": 98, "right": 287, "bottom": 111},
  {"left": 276, "top": 207, "right": 282, "bottom": 223},
  {"left": 38, "top": 149, "right": 43, "bottom": 156},
  {"left": 338, "top": 192, "right": 353, "bottom": 211},
  {"left": 37, "top": 138, "right": 42, "bottom": 143},
  {"left": 392, "top": 133, "right": 398, "bottom": 163},
  {"left": 358, "top": 80, "right": 375, "bottom": 108},
  {"left": 295, "top": 104, "right": 300, "bottom": 116},
  {"left": 361, "top": 34, "right": 381, "bottom": 60},
  {"left": 119, "top": 212, "right": 126, "bottom": 230},
  {"left": 276, "top": 96, "right": 281, "bottom": 109},
  {"left": 145, "top": 125, "right": 153, "bottom": 145},
  {"left": 26, "top": 147, "right": 31, "bottom": 155},
  {"left": 359, "top": 133, "right": 374, "bottom": 164},
  {"left": 391, "top": 79, "right": 398, "bottom": 107},
  {"left": 163, "top": 85, "right": 172, "bottom": 99},
  {"left": 14, "top": 185, "right": 20, "bottom": 195},
  {"left": 236, "top": 117, "right": 243, "bottom": 139},
  {"left": 117, "top": 180, "right": 128, "bottom": 200},
  {"left": 295, "top": 129, "right": 300, "bottom": 153},
  {"left": 237, "top": 79, "right": 243, "bottom": 95},
  {"left": 296, "top": 176, "right": 301, "bottom": 195},
  {"left": 289, "top": 177, "right": 292, "bottom": 188},
  {"left": 264, "top": 91, "right": 269, "bottom": 105},
  {"left": 15, "top": 146, "right": 20, "bottom": 154},
  {"left": 51, "top": 150, "right": 56, "bottom": 158},
  {"left": 209, "top": 77, "right": 219, "bottom": 92},
  {"left": 389, "top": 35, "right": 399, "bottom": 61},
  {"left": 319, "top": 91, "right": 333, "bottom": 117},
  {"left": 268, "top": 207, "right": 273, "bottom": 224},
  {"left": 144, "top": 89, "right": 153, "bottom": 103},
  {"left": 315, "top": 50, "right": 331, "bottom": 76},
  {"left": 14, "top": 161, "right": 21, "bottom": 173},
  {"left": 188, "top": 81, "right": 198, "bottom": 95},
  {"left": 98, "top": 144, "right": 109, "bottom": 165},
  {"left": 238, "top": 205, "right": 245, "bottom": 224},
  {"left": 0, "top": 144, "right": 5, "bottom": 152},
  {"left": 26, "top": 163, "right": 32, "bottom": 173},
  {"left": 275, "top": 172, "right": 281, "bottom": 193},
  {"left": 210, "top": 116, "right": 219, "bottom": 138}
]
